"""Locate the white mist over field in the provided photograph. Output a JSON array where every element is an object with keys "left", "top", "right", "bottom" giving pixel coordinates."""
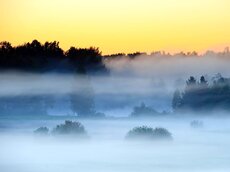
[
  {"left": 1, "top": 53, "right": 230, "bottom": 114},
  {"left": 1, "top": 53, "right": 230, "bottom": 171},
  {"left": 0, "top": 117, "right": 230, "bottom": 172}
]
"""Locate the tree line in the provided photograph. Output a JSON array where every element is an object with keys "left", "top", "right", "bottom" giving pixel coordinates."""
[
  {"left": 2, "top": 40, "right": 230, "bottom": 73},
  {"left": 0, "top": 40, "right": 106, "bottom": 74}
]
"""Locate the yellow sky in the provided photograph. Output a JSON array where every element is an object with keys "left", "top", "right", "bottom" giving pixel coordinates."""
[{"left": 1, "top": 0, "right": 230, "bottom": 54}]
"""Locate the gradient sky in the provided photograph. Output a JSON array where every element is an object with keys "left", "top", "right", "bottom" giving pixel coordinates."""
[{"left": 1, "top": 0, "right": 230, "bottom": 54}]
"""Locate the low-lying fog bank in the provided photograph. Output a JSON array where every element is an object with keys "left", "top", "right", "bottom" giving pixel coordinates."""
[{"left": 0, "top": 117, "right": 230, "bottom": 172}]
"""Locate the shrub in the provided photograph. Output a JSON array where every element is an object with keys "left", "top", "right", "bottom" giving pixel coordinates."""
[
  {"left": 152, "top": 128, "right": 173, "bottom": 139},
  {"left": 34, "top": 127, "right": 49, "bottom": 135},
  {"left": 131, "top": 103, "right": 159, "bottom": 118},
  {"left": 190, "top": 120, "right": 203, "bottom": 128},
  {"left": 52, "top": 120, "right": 87, "bottom": 136},
  {"left": 126, "top": 126, "right": 172, "bottom": 141}
]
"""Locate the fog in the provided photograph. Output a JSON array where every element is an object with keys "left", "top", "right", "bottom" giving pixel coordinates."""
[
  {"left": 1, "top": 53, "right": 230, "bottom": 115},
  {"left": 1, "top": 53, "right": 230, "bottom": 171},
  {"left": 105, "top": 53, "right": 230, "bottom": 78},
  {"left": 1, "top": 117, "right": 230, "bottom": 172}
]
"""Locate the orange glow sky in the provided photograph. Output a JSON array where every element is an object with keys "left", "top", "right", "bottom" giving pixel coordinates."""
[{"left": 1, "top": 0, "right": 230, "bottom": 54}]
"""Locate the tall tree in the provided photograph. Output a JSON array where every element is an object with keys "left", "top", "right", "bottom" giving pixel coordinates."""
[
  {"left": 70, "top": 76, "right": 95, "bottom": 117},
  {"left": 172, "top": 89, "right": 182, "bottom": 110}
]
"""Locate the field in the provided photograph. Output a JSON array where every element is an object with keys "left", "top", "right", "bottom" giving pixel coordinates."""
[{"left": 0, "top": 116, "right": 230, "bottom": 172}]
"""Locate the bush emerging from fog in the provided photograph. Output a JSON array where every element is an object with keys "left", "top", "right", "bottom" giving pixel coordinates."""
[
  {"left": 34, "top": 127, "right": 49, "bottom": 135},
  {"left": 126, "top": 126, "right": 172, "bottom": 141},
  {"left": 52, "top": 120, "right": 87, "bottom": 136},
  {"left": 131, "top": 103, "right": 159, "bottom": 118},
  {"left": 153, "top": 128, "right": 173, "bottom": 139},
  {"left": 190, "top": 120, "right": 204, "bottom": 128}
]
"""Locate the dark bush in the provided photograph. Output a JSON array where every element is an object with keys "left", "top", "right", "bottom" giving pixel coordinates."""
[
  {"left": 126, "top": 126, "right": 172, "bottom": 141},
  {"left": 52, "top": 120, "right": 87, "bottom": 137},
  {"left": 152, "top": 128, "right": 173, "bottom": 139}
]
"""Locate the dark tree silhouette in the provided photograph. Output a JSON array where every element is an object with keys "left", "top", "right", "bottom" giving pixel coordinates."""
[
  {"left": 127, "top": 52, "right": 147, "bottom": 58},
  {"left": 199, "top": 76, "right": 208, "bottom": 87},
  {"left": 172, "top": 89, "right": 182, "bottom": 110},
  {"left": 70, "top": 76, "right": 95, "bottom": 117},
  {"left": 0, "top": 40, "right": 107, "bottom": 73},
  {"left": 186, "top": 76, "right": 197, "bottom": 87},
  {"left": 172, "top": 74, "right": 230, "bottom": 112},
  {"left": 66, "top": 46, "right": 106, "bottom": 74}
]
